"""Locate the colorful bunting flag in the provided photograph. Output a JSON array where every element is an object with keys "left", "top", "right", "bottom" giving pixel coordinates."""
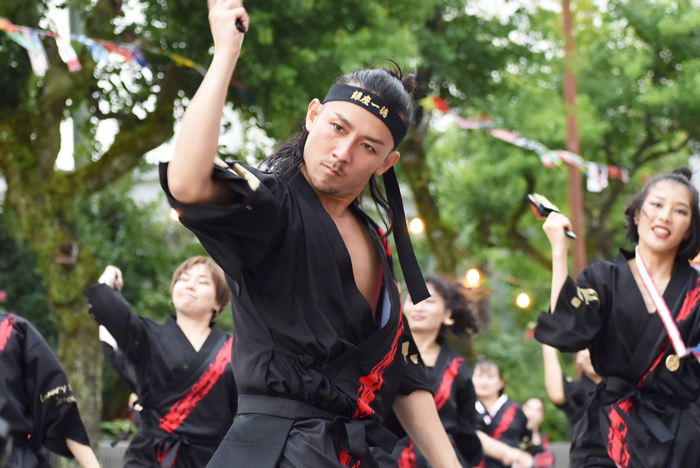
[
  {"left": 586, "top": 163, "right": 609, "bottom": 193},
  {"left": 22, "top": 28, "right": 49, "bottom": 75},
  {"left": 124, "top": 45, "right": 149, "bottom": 67},
  {"left": 425, "top": 96, "right": 630, "bottom": 192},
  {"left": 72, "top": 34, "right": 110, "bottom": 63},
  {"left": 96, "top": 39, "right": 135, "bottom": 62},
  {"left": 51, "top": 33, "right": 82, "bottom": 71},
  {"left": 0, "top": 17, "right": 34, "bottom": 50}
]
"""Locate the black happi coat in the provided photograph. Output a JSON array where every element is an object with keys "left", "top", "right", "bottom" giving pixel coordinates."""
[
  {"left": 85, "top": 285, "right": 237, "bottom": 468},
  {"left": 535, "top": 250, "right": 700, "bottom": 468},
  {"left": 160, "top": 162, "right": 430, "bottom": 468},
  {"left": 376, "top": 341, "right": 482, "bottom": 468},
  {"left": 0, "top": 312, "right": 90, "bottom": 468},
  {"left": 475, "top": 396, "right": 528, "bottom": 468}
]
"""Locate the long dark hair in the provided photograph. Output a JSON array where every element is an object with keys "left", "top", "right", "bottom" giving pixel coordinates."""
[
  {"left": 624, "top": 167, "right": 700, "bottom": 260},
  {"left": 424, "top": 274, "right": 481, "bottom": 338},
  {"left": 262, "top": 66, "right": 417, "bottom": 234}
]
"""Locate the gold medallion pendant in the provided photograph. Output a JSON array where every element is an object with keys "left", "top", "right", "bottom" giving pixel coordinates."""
[{"left": 666, "top": 354, "right": 681, "bottom": 372}]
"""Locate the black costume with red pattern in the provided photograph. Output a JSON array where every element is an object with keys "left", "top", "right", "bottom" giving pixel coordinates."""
[
  {"left": 374, "top": 340, "right": 482, "bottom": 468},
  {"left": 475, "top": 395, "right": 528, "bottom": 468},
  {"left": 536, "top": 250, "right": 700, "bottom": 468},
  {"left": 161, "top": 162, "right": 430, "bottom": 468},
  {"left": 85, "top": 285, "right": 237, "bottom": 468}
]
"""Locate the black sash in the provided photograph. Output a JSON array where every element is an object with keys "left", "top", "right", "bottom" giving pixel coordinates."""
[
  {"left": 238, "top": 395, "right": 398, "bottom": 468},
  {"left": 574, "top": 376, "right": 684, "bottom": 468}
]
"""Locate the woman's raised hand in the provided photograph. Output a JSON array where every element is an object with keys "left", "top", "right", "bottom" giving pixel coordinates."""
[
  {"left": 98, "top": 265, "right": 123, "bottom": 291},
  {"left": 543, "top": 212, "right": 573, "bottom": 254}
]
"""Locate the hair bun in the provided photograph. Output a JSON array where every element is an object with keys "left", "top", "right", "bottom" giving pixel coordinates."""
[
  {"left": 672, "top": 166, "right": 693, "bottom": 181},
  {"left": 381, "top": 62, "right": 417, "bottom": 94},
  {"left": 401, "top": 73, "right": 417, "bottom": 94}
]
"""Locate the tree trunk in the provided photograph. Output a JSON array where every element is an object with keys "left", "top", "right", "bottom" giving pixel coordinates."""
[
  {"left": 6, "top": 181, "right": 102, "bottom": 452},
  {"left": 401, "top": 110, "right": 460, "bottom": 276}
]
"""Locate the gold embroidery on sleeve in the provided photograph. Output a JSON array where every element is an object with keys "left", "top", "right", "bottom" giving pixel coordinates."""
[
  {"left": 571, "top": 288, "right": 600, "bottom": 308},
  {"left": 231, "top": 163, "right": 261, "bottom": 191},
  {"left": 213, "top": 157, "right": 261, "bottom": 191},
  {"left": 401, "top": 341, "right": 419, "bottom": 364},
  {"left": 402, "top": 342, "right": 410, "bottom": 363}
]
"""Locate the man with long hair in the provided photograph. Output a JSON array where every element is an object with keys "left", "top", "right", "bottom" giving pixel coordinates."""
[{"left": 160, "top": 1, "right": 466, "bottom": 467}]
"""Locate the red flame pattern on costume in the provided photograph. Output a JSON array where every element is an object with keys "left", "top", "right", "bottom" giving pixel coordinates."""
[
  {"left": 606, "top": 398, "right": 632, "bottom": 468},
  {"left": 434, "top": 357, "right": 465, "bottom": 410},
  {"left": 491, "top": 404, "right": 517, "bottom": 440},
  {"left": 0, "top": 314, "right": 16, "bottom": 352},
  {"left": 158, "top": 337, "right": 233, "bottom": 433}
]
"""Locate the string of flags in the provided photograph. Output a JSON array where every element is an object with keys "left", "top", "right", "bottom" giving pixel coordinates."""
[
  {"left": 421, "top": 96, "right": 630, "bottom": 192},
  {"left": 0, "top": 17, "right": 208, "bottom": 78}
]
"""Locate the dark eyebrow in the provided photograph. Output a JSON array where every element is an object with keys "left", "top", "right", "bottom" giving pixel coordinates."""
[
  {"left": 648, "top": 194, "right": 691, "bottom": 208},
  {"left": 334, "top": 112, "right": 387, "bottom": 147}
]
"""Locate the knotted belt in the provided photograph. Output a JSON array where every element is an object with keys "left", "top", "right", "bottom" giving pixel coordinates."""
[
  {"left": 137, "top": 421, "right": 191, "bottom": 468},
  {"left": 238, "top": 394, "right": 398, "bottom": 468},
  {"left": 139, "top": 408, "right": 219, "bottom": 468},
  {"left": 574, "top": 375, "right": 683, "bottom": 466},
  {"left": 598, "top": 377, "right": 679, "bottom": 446}
]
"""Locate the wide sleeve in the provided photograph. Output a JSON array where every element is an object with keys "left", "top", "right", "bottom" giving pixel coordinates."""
[
  {"left": 22, "top": 320, "right": 90, "bottom": 457},
  {"left": 454, "top": 363, "right": 483, "bottom": 465},
  {"left": 159, "top": 161, "right": 285, "bottom": 279},
  {"left": 396, "top": 324, "right": 431, "bottom": 396},
  {"left": 85, "top": 283, "right": 149, "bottom": 366},
  {"left": 534, "top": 265, "right": 607, "bottom": 353}
]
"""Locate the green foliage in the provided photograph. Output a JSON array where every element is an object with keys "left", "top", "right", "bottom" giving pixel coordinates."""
[
  {"left": 100, "top": 418, "right": 135, "bottom": 440},
  {"left": 0, "top": 212, "right": 56, "bottom": 346}
]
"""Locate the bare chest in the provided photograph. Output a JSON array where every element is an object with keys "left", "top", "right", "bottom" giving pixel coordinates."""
[{"left": 333, "top": 216, "right": 383, "bottom": 312}]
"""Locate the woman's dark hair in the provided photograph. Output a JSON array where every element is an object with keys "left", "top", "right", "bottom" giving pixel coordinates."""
[
  {"left": 424, "top": 274, "right": 481, "bottom": 338},
  {"left": 624, "top": 167, "right": 700, "bottom": 260},
  {"left": 263, "top": 65, "right": 417, "bottom": 234}
]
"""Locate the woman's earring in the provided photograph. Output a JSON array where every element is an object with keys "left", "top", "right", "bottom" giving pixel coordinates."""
[{"left": 444, "top": 317, "right": 455, "bottom": 326}]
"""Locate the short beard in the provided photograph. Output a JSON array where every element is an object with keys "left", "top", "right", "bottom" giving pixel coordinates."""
[
  {"left": 306, "top": 173, "right": 340, "bottom": 195},
  {"left": 300, "top": 163, "right": 341, "bottom": 196}
]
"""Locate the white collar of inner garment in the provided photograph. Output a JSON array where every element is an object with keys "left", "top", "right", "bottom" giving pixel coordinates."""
[{"left": 475, "top": 394, "right": 509, "bottom": 425}]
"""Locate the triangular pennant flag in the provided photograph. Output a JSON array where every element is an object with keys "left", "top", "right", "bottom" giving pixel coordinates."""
[
  {"left": 123, "top": 45, "right": 149, "bottom": 67},
  {"left": 96, "top": 39, "right": 134, "bottom": 62},
  {"left": 53, "top": 34, "right": 82, "bottom": 71},
  {"left": 21, "top": 28, "right": 49, "bottom": 75},
  {"left": 0, "top": 18, "right": 35, "bottom": 51},
  {"left": 72, "top": 34, "right": 109, "bottom": 63}
]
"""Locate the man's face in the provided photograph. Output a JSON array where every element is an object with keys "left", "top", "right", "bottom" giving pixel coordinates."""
[{"left": 301, "top": 99, "right": 400, "bottom": 200}]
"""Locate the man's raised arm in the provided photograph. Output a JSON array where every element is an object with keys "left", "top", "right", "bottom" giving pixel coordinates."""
[{"left": 167, "top": 0, "right": 249, "bottom": 204}]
